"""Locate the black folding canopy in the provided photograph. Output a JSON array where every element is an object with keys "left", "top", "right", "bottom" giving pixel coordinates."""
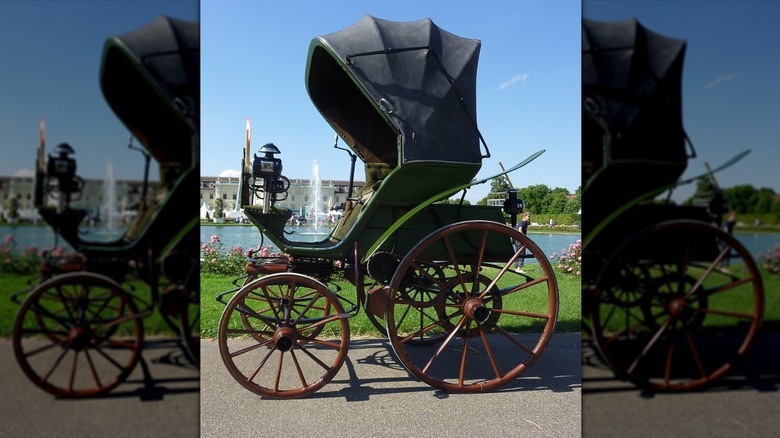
[
  {"left": 306, "top": 15, "right": 486, "bottom": 168},
  {"left": 582, "top": 17, "right": 692, "bottom": 178},
  {"left": 100, "top": 15, "right": 199, "bottom": 167}
]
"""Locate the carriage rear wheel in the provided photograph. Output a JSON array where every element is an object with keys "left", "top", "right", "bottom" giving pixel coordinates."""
[
  {"left": 218, "top": 273, "right": 349, "bottom": 398},
  {"left": 591, "top": 220, "right": 764, "bottom": 391},
  {"left": 386, "top": 220, "right": 559, "bottom": 392},
  {"left": 13, "top": 272, "right": 143, "bottom": 397}
]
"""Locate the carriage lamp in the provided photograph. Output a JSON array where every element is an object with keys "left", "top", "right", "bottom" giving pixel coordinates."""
[
  {"left": 252, "top": 142, "right": 289, "bottom": 212},
  {"left": 503, "top": 188, "right": 524, "bottom": 228},
  {"left": 46, "top": 143, "right": 82, "bottom": 213},
  {"left": 48, "top": 143, "right": 78, "bottom": 187},
  {"left": 503, "top": 188, "right": 524, "bottom": 214}
]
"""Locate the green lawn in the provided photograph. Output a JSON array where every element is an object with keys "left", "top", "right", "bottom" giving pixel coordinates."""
[
  {"left": 0, "top": 273, "right": 178, "bottom": 338},
  {"left": 4, "top": 266, "right": 777, "bottom": 340},
  {"left": 200, "top": 267, "right": 583, "bottom": 339}
]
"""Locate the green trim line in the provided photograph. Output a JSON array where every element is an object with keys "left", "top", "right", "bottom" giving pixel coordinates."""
[{"left": 361, "top": 149, "right": 545, "bottom": 263}]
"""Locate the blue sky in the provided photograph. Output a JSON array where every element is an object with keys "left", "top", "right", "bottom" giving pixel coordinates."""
[
  {"left": 584, "top": 1, "right": 780, "bottom": 203},
  {"left": 201, "top": 0, "right": 581, "bottom": 204},
  {"left": 0, "top": 1, "right": 198, "bottom": 182}
]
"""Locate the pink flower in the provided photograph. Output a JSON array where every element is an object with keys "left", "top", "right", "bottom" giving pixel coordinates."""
[{"left": 211, "top": 258, "right": 217, "bottom": 264}]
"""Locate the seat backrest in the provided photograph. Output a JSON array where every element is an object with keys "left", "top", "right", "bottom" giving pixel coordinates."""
[{"left": 330, "top": 162, "right": 392, "bottom": 242}]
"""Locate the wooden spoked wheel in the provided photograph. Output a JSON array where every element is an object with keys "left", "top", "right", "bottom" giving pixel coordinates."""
[
  {"left": 218, "top": 273, "right": 349, "bottom": 398},
  {"left": 237, "top": 272, "right": 330, "bottom": 345},
  {"left": 591, "top": 220, "right": 764, "bottom": 391},
  {"left": 12, "top": 272, "right": 143, "bottom": 397},
  {"left": 386, "top": 220, "right": 559, "bottom": 392}
]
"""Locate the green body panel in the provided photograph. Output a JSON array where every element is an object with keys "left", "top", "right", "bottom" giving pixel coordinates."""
[
  {"left": 245, "top": 201, "right": 505, "bottom": 261},
  {"left": 243, "top": 151, "right": 546, "bottom": 262}
]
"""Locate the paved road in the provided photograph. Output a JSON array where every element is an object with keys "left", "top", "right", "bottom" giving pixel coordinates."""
[
  {"left": 582, "top": 333, "right": 780, "bottom": 437},
  {"left": 0, "top": 337, "right": 199, "bottom": 437},
  {"left": 200, "top": 332, "right": 582, "bottom": 438}
]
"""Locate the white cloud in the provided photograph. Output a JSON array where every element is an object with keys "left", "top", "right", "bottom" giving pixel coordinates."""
[
  {"left": 219, "top": 169, "right": 241, "bottom": 178},
  {"left": 704, "top": 73, "right": 735, "bottom": 91},
  {"left": 498, "top": 73, "right": 530, "bottom": 91},
  {"left": 13, "top": 168, "right": 34, "bottom": 177}
]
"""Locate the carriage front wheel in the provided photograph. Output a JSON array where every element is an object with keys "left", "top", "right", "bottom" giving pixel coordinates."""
[
  {"left": 386, "top": 220, "right": 559, "bottom": 392},
  {"left": 218, "top": 273, "right": 349, "bottom": 398},
  {"left": 591, "top": 220, "right": 764, "bottom": 391},
  {"left": 12, "top": 272, "right": 143, "bottom": 397}
]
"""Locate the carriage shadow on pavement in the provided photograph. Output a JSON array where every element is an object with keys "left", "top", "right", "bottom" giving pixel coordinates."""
[
  {"left": 235, "top": 334, "right": 582, "bottom": 402},
  {"left": 582, "top": 333, "right": 780, "bottom": 397}
]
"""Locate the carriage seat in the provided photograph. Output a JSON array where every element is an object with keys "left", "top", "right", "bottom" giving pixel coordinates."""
[
  {"left": 329, "top": 162, "right": 393, "bottom": 242},
  {"left": 122, "top": 163, "right": 182, "bottom": 244}
]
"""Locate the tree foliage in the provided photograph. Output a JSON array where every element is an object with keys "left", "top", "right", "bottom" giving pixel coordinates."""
[
  {"left": 684, "top": 181, "right": 780, "bottom": 217},
  {"left": 214, "top": 198, "right": 225, "bottom": 219},
  {"left": 479, "top": 183, "right": 581, "bottom": 214}
]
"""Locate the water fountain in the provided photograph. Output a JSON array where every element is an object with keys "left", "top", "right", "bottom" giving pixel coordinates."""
[
  {"left": 310, "top": 160, "right": 322, "bottom": 231},
  {"left": 102, "top": 160, "right": 117, "bottom": 229}
]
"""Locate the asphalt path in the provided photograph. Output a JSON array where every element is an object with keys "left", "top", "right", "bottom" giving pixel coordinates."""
[
  {"left": 582, "top": 332, "right": 780, "bottom": 437},
  {"left": 200, "top": 332, "right": 581, "bottom": 438},
  {"left": 0, "top": 337, "right": 200, "bottom": 437}
]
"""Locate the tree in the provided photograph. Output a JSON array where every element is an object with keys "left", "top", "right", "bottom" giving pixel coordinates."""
[
  {"left": 517, "top": 184, "right": 552, "bottom": 214},
  {"left": 214, "top": 198, "right": 224, "bottom": 219},
  {"left": 6, "top": 196, "right": 19, "bottom": 220}
]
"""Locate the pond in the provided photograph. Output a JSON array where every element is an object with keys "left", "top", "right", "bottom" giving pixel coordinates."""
[
  {"left": 200, "top": 224, "right": 581, "bottom": 263},
  {"left": 3, "top": 224, "right": 776, "bottom": 262}
]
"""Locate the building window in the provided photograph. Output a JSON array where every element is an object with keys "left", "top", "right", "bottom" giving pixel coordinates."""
[
  {"left": 223, "top": 194, "right": 227, "bottom": 200},
  {"left": 210, "top": 194, "right": 214, "bottom": 199}
]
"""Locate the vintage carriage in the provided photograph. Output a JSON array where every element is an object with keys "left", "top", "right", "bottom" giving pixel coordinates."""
[
  {"left": 11, "top": 16, "right": 200, "bottom": 397},
  {"left": 582, "top": 18, "right": 764, "bottom": 391},
  {"left": 215, "top": 15, "right": 560, "bottom": 398}
]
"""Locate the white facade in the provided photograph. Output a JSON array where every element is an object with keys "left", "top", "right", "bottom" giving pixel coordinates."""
[
  {"left": 199, "top": 176, "right": 364, "bottom": 220},
  {"left": 1, "top": 175, "right": 153, "bottom": 222}
]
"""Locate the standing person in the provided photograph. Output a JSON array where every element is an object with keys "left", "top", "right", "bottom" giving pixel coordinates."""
[
  {"left": 515, "top": 212, "right": 531, "bottom": 273},
  {"left": 722, "top": 210, "right": 737, "bottom": 269},
  {"left": 723, "top": 210, "right": 737, "bottom": 235}
]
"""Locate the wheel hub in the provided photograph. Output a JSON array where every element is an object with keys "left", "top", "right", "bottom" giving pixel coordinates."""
[
  {"left": 668, "top": 297, "right": 697, "bottom": 323},
  {"left": 463, "top": 299, "right": 490, "bottom": 324},
  {"left": 273, "top": 326, "right": 297, "bottom": 352},
  {"left": 65, "top": 325, "right": 92, "bottom": 351}
]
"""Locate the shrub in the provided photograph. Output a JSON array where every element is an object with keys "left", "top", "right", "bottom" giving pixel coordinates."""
[
  {"left": 0, "top": 234, "right": 73, "bottom": 276},
  {"left": 200, "top": 234, "right": 284, "bottom": 276},
  {"left": 757, "top": 243, "right": 780, "bottom": 274},
  {"left": 549, "top": 239, "right": 582, "bottom": 276}
]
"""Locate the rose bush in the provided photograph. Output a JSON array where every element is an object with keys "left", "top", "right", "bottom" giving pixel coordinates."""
[
  {"left": 549, "top": 239, "right": 582, "bottom": 276},
  {"left": 1, "top": 234, "right": 73, "bottom": 275},
  {"left": 758, "top": 243, "right": 780, "bottom": 274},
  {"left": 200, "top": 234, "right": 284, "bottom": 276}
]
